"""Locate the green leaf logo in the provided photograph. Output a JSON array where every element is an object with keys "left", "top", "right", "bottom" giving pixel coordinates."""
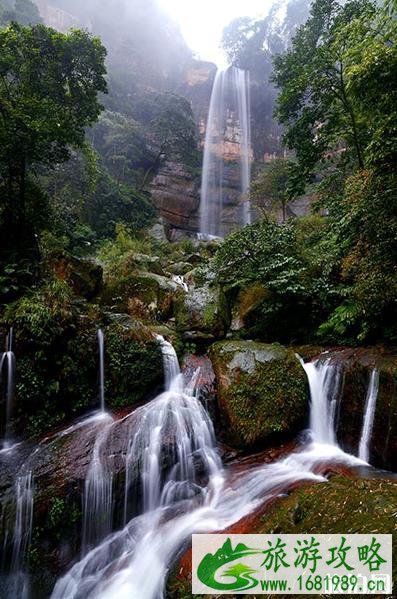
[{"left": 197, "top": 537, "right": 263, "bottom": 591}]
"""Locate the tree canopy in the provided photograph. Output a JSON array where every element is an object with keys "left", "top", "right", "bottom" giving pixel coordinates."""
[{"left": 0, "top": 22, "right": 107, "bottom": 255}]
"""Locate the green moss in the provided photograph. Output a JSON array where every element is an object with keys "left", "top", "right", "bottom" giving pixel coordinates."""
[
  {"left": 210, "top": 341, "right": 308, "bottom": 448},
  {"left": 105, "top": 324, "right": 163, "bottom": 409}
]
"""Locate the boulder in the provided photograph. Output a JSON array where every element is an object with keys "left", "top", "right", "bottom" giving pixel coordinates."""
[
  {"left": 209, "top": 341, "right": 308, "bottom": 449},
  {"left": 174, "top": 284, "right": 230, "bottom": 340},
  {"left": 101, "top": 270, "right": 178, "bottom": 321}
]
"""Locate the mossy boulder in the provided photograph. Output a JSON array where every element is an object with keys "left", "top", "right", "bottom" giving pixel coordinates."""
[
  {"left": 209, "top": 341, "right": 308, "bottom": 449},
  {"left": 230, "top": 283, "right": 270, "bottom": 331},
  {"left": 174, "top": 284, "right": 230, "bottom": 340},
  {"left": 101, "top": 270, "right": 178, "bottom": 321}
]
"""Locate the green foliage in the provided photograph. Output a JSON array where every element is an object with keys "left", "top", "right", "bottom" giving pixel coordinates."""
[
  {"left": 0, "top": 22, "right": 107, "bottom": 255},
  {"left": 250, "top": 159, "right": 295, "bottom": 220},
  {"left": 105, "top": 324, "right": 163, "bottom": 409},
  {"left": 272, "top": 0, "right": 396, "bottom": 192},
  {"left": 3, "top": 279, "right": 77, "bottom": 344}
]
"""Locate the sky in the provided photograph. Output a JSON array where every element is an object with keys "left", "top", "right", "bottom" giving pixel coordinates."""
[{"left": 158, "top": 0, "right": 273, "bottom": 66}]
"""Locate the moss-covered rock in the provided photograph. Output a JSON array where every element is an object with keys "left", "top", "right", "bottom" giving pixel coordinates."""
[
  {"left": 209, "top": 341, "right": 308, "bottom": 449},
  {"left": 105, "top": 323, "right": 163, "bottom": 410},
  {"left": 101, "top": 270, "right": 178, "bottom": 321},
  {"left": 174, "top": 284, "right": 230, "bottom": 340}
]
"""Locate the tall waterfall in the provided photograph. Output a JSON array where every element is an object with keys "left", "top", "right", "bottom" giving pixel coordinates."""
[
  {"left": 200, "top": 66, "right": 251, "bottom": 238},
  {"left": 358, "top": 369, "right": 379, "bottom": 463}
]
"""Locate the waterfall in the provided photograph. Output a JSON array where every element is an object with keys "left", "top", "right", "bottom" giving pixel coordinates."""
[
  {"left": 358, "top": 369, "right": 379, "bottom": 463},
  {"left": 0, "top": 328, "right": 16, "bottom": 449},
  {"left": 52, "top": 348, "right": 365, "bottom": 599},
  {"left": 98, "top": 329, "right": 105, "bottom": 413},
  {"left": 200, "top": 66, "right": 251, "bottom": 239},
  {"left": 82, "top": 414, "right": 115, "bottom": 554},
  {"left": 9, "top": 472, "right": 34, "bottom": 598},
  {"left": 301, "top": 358, "right": 342, "bottom": 445}
]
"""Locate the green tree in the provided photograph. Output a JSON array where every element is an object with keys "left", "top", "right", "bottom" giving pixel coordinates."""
[
  {"left": 250, "top": 159, "right": 294, "bottom": 221},
  {"left": 272, "top": 0, "right": 375, "bottom": 194},
  {"left": 0, "top": 22, "right": 107, "bottom": 257}
]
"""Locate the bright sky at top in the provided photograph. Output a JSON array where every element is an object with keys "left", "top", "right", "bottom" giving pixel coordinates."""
[{"left": 158, "top": 0, "right": 273, "bottom": 66}]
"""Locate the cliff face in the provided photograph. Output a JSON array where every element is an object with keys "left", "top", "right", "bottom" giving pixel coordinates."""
[{"left": 149, "top": 161, "right": 200, "bottom": 233}]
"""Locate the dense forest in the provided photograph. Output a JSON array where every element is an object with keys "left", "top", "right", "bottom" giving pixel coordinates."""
[{"left": 0, "top": 0, "right": 395, "bottom": 598}]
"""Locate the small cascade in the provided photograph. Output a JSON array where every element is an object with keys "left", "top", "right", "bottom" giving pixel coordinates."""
[
  {"left": 358, "top": 369, "right": 379, "bottom": 463},
  {"left": 82, "top": 414, "right": 115, "bottom": 554},
  {"left": 0, "top": 328, "right": 16, "bottom": 449},
  {"left": 9, "top": 471, "right": 34, "bottom": 598},
  {"left": 172, "top": 275, "right": 188, "bottom": 293},
  {"left": 98, "top": 329, "right": 105, "bottom": 413},
  {"left": 200, "top": 66, "right": 251, "bottom": 239},
  {"left": 301, "top": 357, "right": 343, "bottom": 445}
]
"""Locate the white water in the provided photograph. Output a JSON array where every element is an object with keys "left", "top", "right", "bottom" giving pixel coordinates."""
[
  {"left": 82, "top": 413, "right": 115, "bottom": 554},
  {"left": 0, "top": 336, "right": 16, "bottom": 449},
  {"left": 200, "top": 66, "right": 251, "bottom": 238},
  {"left": 98, "top": 329, "right": 105, "bottom": 413},
  {"left": 301, "top": 358, "right": 342, "bottom": 445},
  {"left": 358, "top": 369, "right": 379, "bottom": 463},
  {"left": 52, "top": 347, "right": 367, "bottom": 599},
  {"left": 8, "top": 472, "right": 34, "bottom": 598}
]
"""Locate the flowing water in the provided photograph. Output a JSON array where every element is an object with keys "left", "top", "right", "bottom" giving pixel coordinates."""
[
  {"left": 8, "top": 472, "right": 34, "bottom": 599},
  {"left": 98, "top": 329, "right": 105, "bottom": 413},
  {"left": 0, "top": 328, "right": 16, "bottom": 449},
  {"left": 358, "top": 369, "right": 379, "bottom": 463},
  {"left": 51, "top": 348, "right": 367, "bottom": 599},
  {"left": 301, "top": 357, "right": 343, "bottom": 445},
  {"left": 200, "top": 66, "right": 251, "bottom": 238},
  {"left": 82, "top": 413, "right": 115, "bottom": 554}
]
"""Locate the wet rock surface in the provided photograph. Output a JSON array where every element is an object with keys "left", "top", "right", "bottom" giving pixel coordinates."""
[{"left": 315, "top": 348, "right": 397, "bottom": 471}]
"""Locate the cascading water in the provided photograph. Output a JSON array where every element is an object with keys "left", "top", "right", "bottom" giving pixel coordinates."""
[
  {"left": 200, "top": 66, "right": 251, "bottom": 239},
  {"left": 0, "top": 328, "right": 16, "bottom": 449},
  {"left": 9, "top": 471, "right": 34, "bottom": 598},
  {"left": 358, "top": 369, "right": 379, "bottom": 463},
  {"left": 98, "top": 329, "right": 106, "bottom": 413},
  {"left": 301, "top": 357, "right": 343, "bottom": 445},
  {"left": 82, "top": 413, "right": 115, "bottom": 554},
  {"left": 52, "top": 346, "right": 368, "bottom": 599}
]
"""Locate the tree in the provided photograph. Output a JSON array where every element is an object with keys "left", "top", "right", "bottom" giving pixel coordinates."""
[
  {"left": 272, "top": 0, "right": 376, "bottom": 194},
  {"left": 250, "top": 159, "right": 294, "bottom": 221},
  {"left": 0, "top": 22, "right": 107, "bottom": 256},
  {"left": 0, "top": 0, "right": 42, "bottom": 26},
  {"left": 221, "top": 1, "right": 311, "bottom": 159}
]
